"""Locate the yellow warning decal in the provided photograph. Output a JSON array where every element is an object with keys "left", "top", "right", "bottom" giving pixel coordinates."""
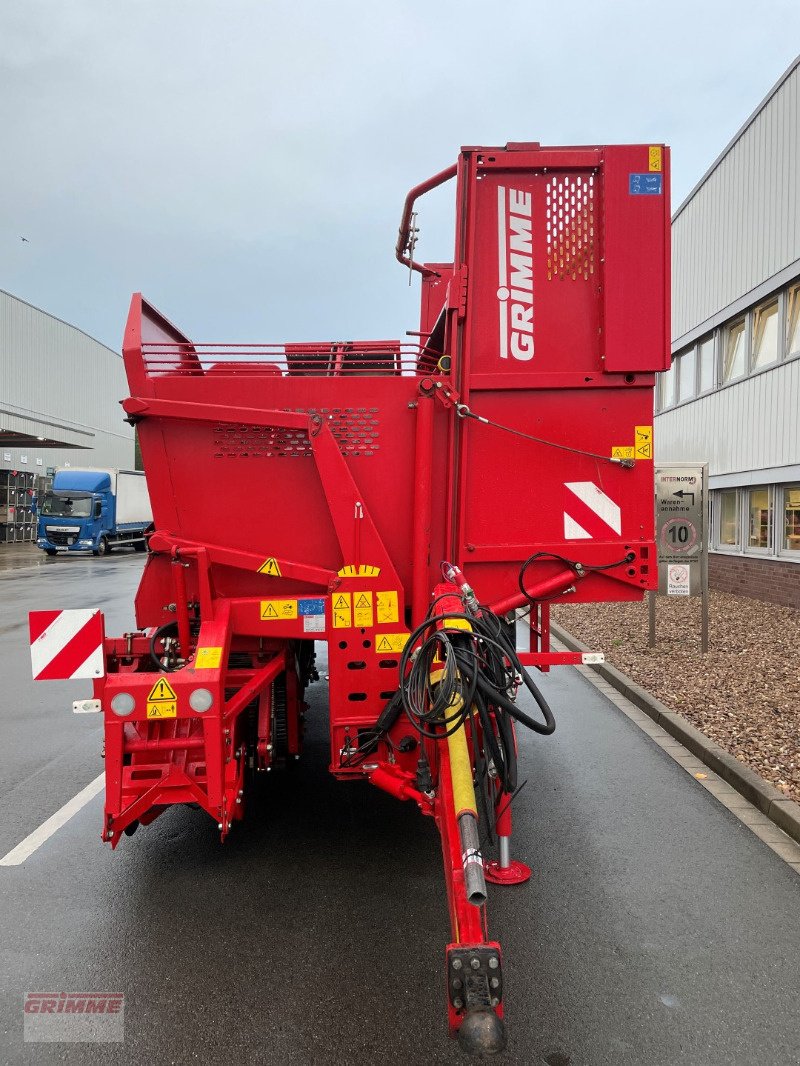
[
  {"left": 147, "top": 677, "right": 177, "bottom": 719},
  {"left": 376, "top": 590, "right": 399, "bottom": 625},
  {"left": 337, "top": 564, "right": 381, "bottom": 578},
  {"left": 611, "top": 446, "right": 635, "bottom": 460},
  {"left": 260, "top": 599, "right": 298, "bottom": 621},
  {"left": 648, "top": 146, "right": 662, "bottom": 172},
  {"left": 258, "top": 557, "right": 282, "bottom": 577},
  {"left": 375, "top": 633, "right": 410, "bottom": 654},
  {"left": 332, "top": 592, "right": 352, "bottom": 629},
  {"left": 634, "top": 426, "right": 653, "bottom": 460},
  {"left": 353, "top": 591, "right": 374, "bottom": 628},
  {"left": 195, "top": 647, "right": 222, "bottom": 669}
]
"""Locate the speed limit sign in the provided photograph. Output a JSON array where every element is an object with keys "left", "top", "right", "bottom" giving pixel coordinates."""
[{"left": 655, "top": 464, "right": 707, "bottom": 596}]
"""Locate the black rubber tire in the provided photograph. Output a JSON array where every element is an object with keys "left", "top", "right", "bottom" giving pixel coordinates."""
[
  {"left": 93, "top": 537, "right": 109, "bottom": 557},
  {"left": 134, "top": 539, "right": 146, "bottom": 552},
  {"left": 45, "top": 549, "right": 57, "bottom": 557}
]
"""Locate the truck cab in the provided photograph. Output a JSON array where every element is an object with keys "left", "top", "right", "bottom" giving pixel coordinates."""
[{"left": 37, "top": 469, "right": 150, "bottom": 556}]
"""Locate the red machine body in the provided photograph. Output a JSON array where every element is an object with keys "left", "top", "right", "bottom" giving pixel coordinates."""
[{"left": 33, "top": 142, "right": 670, "bottom": 1053}]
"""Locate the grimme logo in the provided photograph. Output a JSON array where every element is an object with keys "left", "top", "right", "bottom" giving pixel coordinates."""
[
  {"left": 497, "top": 185, "right": 534, "bottom": 361},
  {"left": 24, "top": 991, "right": 124, "bottom": 1043}
]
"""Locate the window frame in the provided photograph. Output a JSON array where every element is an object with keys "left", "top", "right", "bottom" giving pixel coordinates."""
[
  {"left": 743, "top": 485, "right": 773, "bottom": 556},
  {"left": 779, "top": 483, "right": 800, "bottom": 558},
  {"left": 714, "top": 488, "right": 740, "bottom": 551},
  {"left": 722, "top": 316, "right": 748, "bottom": 383},
  {"left": 750, "top": 297, "right": 780, "bottom": 372},
  {"left": 676, "top": 344, "right": 697, "bottom": 404}
]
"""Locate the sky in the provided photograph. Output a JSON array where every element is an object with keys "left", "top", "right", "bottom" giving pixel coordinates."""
[{"left": 1, "top": 1, "right": 799, "bottom": 352}]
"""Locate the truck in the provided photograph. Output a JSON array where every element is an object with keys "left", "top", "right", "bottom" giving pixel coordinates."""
[
  {"left": 30, "top": 141, "right": 670, "bottom": 1053},
  {"left": 37, "top": 468, "right": 152, "bottom": 556}
]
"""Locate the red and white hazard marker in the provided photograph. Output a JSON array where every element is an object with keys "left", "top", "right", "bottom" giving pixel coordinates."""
[{"left": 29, "top": 610, "right": 106, "bottom": 681}]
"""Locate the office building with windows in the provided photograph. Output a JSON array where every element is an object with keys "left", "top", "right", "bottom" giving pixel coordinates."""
[{"left": 655, "top": 56, "right": 800, "bottom": 608}]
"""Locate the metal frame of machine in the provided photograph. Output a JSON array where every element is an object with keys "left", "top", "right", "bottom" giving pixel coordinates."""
[{"left": 31, "top": 142, "right": 670, "bottom": 1053}]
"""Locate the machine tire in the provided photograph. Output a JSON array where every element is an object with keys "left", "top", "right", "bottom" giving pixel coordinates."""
[
  {"left": 134, "top": 539, "right": 146, "bottom": 552},
  {"left": 45, "top": 549, "right": 57, "bottom": 557},
  {"left": 93, "top": 537, "right": 109, "bottom": 557}
]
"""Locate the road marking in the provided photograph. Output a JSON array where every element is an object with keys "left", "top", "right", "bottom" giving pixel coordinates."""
[{"left": 0, "top": 772, "right": 105, "bottom": 866}]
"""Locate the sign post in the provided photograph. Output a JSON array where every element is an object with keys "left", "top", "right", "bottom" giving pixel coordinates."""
[{"left": 653, "top": 463, "right": 709, "bottom": 652}]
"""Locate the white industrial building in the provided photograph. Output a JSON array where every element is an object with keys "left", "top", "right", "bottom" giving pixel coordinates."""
[
  {"left": 656, "top": 55, "right": 800, "bottom": 608},
  {"left": 0, "top": 289, "right": 133, "bottom": 542}
]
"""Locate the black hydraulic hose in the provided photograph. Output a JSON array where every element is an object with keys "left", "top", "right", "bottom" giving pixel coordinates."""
[{"left": 149, "top": 622, "right": 179, "bottom": 673}]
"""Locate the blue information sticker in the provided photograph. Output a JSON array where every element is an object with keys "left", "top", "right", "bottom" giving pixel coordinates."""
[
  {"left": 629, "top": 173, "right": 663, "bottom": 195},
  {"left": 298, "top": 598, "right": 326, "bottom": 616}
]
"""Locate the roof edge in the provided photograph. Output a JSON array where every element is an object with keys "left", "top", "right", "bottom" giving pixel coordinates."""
[
  {"left": 672, "top": 53, "right": 800, "bottom": 223},
  {"left": 0, "top": 288, "right": 121, "bottom": 358}
]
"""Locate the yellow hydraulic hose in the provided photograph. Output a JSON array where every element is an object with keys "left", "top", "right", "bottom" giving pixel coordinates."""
[{"left": 446, "top": 695, "right": 478, "bottom": 819}]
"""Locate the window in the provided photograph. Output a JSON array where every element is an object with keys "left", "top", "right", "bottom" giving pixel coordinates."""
[
  {"left": 783, "top": 485, "right": 800, "bottom": 553},
  {"left": 746, "top": 487, "right": 771, "bottom": 550},
  {"left": 677, "top": 346, "right": 696, "bottom": 402},
  {"left": 659, "top": 360, "right": 676, "bottom": 409},
  {"left": 698, "top": 335, "right": 716, "bottom": 392},
  {"left": 788, "top": 284, "right": 800, "bottom": 357},
  {"left": 718, "top": 489, "right": 739, "bottom": 547},
  {"left": 723, "top": 319, "right": 746, "bottom": 381},
  {"left": 751, "top": 299, "right": 779, "bottom": 370}
]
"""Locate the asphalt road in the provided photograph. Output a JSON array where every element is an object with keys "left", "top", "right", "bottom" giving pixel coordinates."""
[{"left": 1, "top": 554, "right": 799, "bottom": 1065}]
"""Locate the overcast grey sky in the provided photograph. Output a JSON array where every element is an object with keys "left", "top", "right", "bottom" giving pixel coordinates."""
[{"left": 1, "top": 1, "right": 799, "bottom": 351}]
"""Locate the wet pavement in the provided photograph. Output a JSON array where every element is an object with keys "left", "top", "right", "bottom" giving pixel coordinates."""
[{"left": 1, "top": 556, "right": 800, "bottom": 1064}]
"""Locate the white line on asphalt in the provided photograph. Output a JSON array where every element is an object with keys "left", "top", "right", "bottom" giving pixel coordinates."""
[{"left": 0, "top": 773, "right": 105, "bottom": 866}]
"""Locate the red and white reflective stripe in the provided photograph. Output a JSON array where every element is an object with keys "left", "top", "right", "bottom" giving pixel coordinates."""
[
  {"left": 29, "top": 610, "right": 105, "bottom": 681},
  {"left": 563, "top": 481, "right": 621, "bottom": 540}
]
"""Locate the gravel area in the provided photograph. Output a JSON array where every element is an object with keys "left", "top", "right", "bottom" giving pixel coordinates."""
[{"left": 552, "top": 592, "right": 800, "bottom": 803}]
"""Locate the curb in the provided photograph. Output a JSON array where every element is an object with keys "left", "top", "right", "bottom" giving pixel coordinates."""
[{"left": 550, "top": 620, "right": 800, "bottom": 847}]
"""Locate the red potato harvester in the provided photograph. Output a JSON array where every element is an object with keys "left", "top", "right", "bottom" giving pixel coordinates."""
[{"left": 30, "top": 142, "right": 670, "bottom": 1054}]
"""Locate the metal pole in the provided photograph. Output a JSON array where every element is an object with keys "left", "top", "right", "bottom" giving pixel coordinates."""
[
  {"left": 648, "top": 590, "right": 656, "bottom": 648},
  {"left": 701, "top": 463, "right": 709, "bottom": 653}
]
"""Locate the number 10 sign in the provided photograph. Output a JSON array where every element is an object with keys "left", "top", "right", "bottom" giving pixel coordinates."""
[{"left": 654, "top": 463, "right": 708, "bottom": 597}]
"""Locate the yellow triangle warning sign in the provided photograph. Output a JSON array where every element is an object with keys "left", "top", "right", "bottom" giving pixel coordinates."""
[
  {"left": 148, "top": 678, "right": 177, "bottom": 703},
  {"left": 377, "top": 637, "right": 392, "bottom": 652},
  {"left": 265, "top": 604, "right": 278, "bottom": 618},
  {"left": 333, "top": 594, "right": 350, "bottom": 610},
  {"left": 258, "top": 557, "right": 282, "bottom": 576},
  {"left": 354, "top": 593, "right": 372, "bottom": 609}
]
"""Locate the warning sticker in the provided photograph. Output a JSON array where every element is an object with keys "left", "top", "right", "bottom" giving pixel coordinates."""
[
  {"left": 611, "top": 446, "right": 635, "bottom": 460},
  {"left": 353, "top": 591, "right": 373, "bottom": 629},
  {"left": 376, "top": 590, "right": 399, "bottom": 625},
  {"left": 648, "top": 146, "right": 662, "bottom": 172},
  {"left": 635, "top": 425, "right": 653, "bottom": 444},
  {"left": 332, "top": 592, "right": 352, "bottom": 629},
  {"left": 147, "top": 677, "right": 177, "bottom": 719},
  {"left": 260, "top": 599, "right": 298, "bottom": 621},
  {"left": 257, "top": 557, "right": 282, "bottom": 577},
  {"left": 375, "top": 633, "right": 409, "bottom": 654},
  {"left": 195, "top": 647, "right": 222, "bottom": 669},
  {"left": 635, "top": 442, "right": 653, "bottom": 459}
]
